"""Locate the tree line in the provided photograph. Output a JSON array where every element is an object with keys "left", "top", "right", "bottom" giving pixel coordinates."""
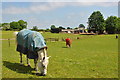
[
  {"left": 1, "top": 20, "right": 27, "bottom": 31},
  {"left": 1, "top": 11, "right": 120, "bottom": 34},
  {"left": 50, "top": 24, "right": 85, "bottom": 33},
  {"left": 88, "top": 11, "right": 120, "bottom": 34},
  {"left": 50, "top": 11, "right": 120, "bottom": 34}
]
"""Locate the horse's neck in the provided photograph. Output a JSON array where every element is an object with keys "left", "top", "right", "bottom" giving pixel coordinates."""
[{"left": 38, "top": 48, "right": 47, "bottom": 61}]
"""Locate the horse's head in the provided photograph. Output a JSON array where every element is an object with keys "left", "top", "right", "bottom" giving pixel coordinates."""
[
  {"left": 39, "top": 56, "right": 51, "bottom": 76},
  {"left": 42, "top": 56, "right": 50, "bottom": 68}
]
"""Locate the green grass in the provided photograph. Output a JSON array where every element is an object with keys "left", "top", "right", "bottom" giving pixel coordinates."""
[
  {"left": 1, "top": 31, "right": 16, "bottom": 39},
  {"left": 0, "top": 31, "right": 2, "bottom": 80},
  {"left": 2, "top": 31, "right": 118, "bottom": 78}
]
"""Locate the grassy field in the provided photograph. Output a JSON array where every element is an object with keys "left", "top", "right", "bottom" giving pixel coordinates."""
[{"left": 1, "top": 31, "right": 118, "bottom": 78}]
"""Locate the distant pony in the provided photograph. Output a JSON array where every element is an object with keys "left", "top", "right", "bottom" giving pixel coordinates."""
[
  {"left": 16, "top": 29, "right": 50, "bottom": 76},
  {"left": 65, "top": 38, "right": 72, "bottom": 47}
]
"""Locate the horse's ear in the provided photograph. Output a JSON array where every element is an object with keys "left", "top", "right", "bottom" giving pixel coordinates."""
[{"left": 47, "top": 56, "right": 51, "bottom": 59}]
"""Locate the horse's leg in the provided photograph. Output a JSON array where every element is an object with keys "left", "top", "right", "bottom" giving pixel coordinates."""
[
  {"left": 20, "top": 52, "right": 23, "bottom": 65},
  {"left": 38, "top": 61, "right": 44, "bottom": 75},
  {"left": 69, "top": 44, "right": 71, "bottom": 47},
  {"left": 26, "top": 55, "right": 30, "bottom": 67},
  {"left": 34, "top": 58, "right": 38, "bottom": 72},
  {"left": 42, "top": 48, "right": 48, "bottom": 75}
]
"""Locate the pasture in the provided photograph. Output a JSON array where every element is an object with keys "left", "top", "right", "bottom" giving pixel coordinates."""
[{"left": 1, "top": 31, "right": 118, "bottom": 78}]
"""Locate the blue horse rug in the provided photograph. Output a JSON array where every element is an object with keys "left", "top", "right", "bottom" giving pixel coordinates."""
[{"left": 16, "top": 29, "right": 47, "bottom": 59}]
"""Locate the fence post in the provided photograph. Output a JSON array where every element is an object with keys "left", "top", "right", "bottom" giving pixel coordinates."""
[{"left": 8, "top": 39, "right": 10, "bottom": 47}]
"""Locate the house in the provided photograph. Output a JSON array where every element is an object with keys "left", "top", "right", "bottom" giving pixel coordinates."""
[
  {"left": 61, "top": 27, "right": 86, "bottom": 34},
  {"left": 61, "top": 29, "right": 75, "bottom": 33}
]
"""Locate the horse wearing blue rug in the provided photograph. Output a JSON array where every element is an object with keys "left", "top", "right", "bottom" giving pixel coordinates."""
[{"left": 16, "top": 29, "right": 50, "bottom": 76}]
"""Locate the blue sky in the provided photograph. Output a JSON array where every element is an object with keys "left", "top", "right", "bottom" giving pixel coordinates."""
[{"left": 2, "top": 2, "right": 118, "bottom": 29}]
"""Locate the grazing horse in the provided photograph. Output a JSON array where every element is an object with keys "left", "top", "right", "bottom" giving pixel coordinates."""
[
  {"left": 16, "top": 29, "right": 50, "bottom": 76},
  {"left": 65, "top": 38, "right": 72, "bottom": 47}
]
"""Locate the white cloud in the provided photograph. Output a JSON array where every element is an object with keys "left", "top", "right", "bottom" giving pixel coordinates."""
[
  {"left": 63, "top": 2, "right": 117, "bottom": 7},
  {"left": 2, "top": 2, "right": 118, "bottom": 14},
  {"left": 2, "top": 2, "right": 66, "bottom": 14},
  {"left": 30, "top": 3, "right": 61, "bottom": 12},
  {"left": 3, "top": 7, "right": 30, "bottom": 14},
  {"left": 2, "top": 0, "right": 120, "bottom": 2}
]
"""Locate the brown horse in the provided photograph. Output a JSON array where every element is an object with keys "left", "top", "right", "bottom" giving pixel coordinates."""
[{"left": 65, "top": 38, "right": 72, "bottom": 47}]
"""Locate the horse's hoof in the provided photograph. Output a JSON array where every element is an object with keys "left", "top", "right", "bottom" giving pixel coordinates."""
[
  {"left": 36, "top": 73, "right": 46, "bottom": 76},
  {"left": 36, "top": 73, "right": 40, "bottom": 76},
  {"left": 40, "top": 73, "right": 46, "bottom": 76},
  {"left": 42, "top": 74, "right": 46, "bottom": 76},
  {"left": 33, "top": 68, "right": 36, "bottom": 71}
]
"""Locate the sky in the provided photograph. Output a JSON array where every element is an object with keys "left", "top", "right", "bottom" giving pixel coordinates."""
[{"left": 1, "top": 1, "right": 119, "bottom": 29}]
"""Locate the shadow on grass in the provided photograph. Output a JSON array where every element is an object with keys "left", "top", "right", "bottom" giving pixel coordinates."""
[
  {"left": 3, "top": 61, "right": 35, "bottom": 75},
  {"left": 62, "top": 47, "right": 68, "bottom": 48}
]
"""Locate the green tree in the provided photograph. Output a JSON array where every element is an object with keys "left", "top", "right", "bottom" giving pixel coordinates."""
[
  {"left": 105, "top": 16, "right": 118, "bottom": 34},
  {"left": 79, "top": 24, "right": 85, "bottom": 28},
  {"left": 59, "top": 26, "right": 65, "bottom": 29},
  {"left": 67, "top": 27, "right": 72, "bottom": 29},
  {"left": 51, "top": 25, "right": 56, "bottom": 29},
  {"left": 2, "top": 23, "right": 10, "bottom": 30},
  {"left": 45, "top": 28, "right": 50, "bottom": 32},
  {"left": 50, "top": 25, "right": 61, "bottom": 33},
  {"left": 74, "top": 27, "right": 78, "bottom": 29},
  {"left": 10, "top": 21, "right": 21, "bottom": 30},
  {"left": 18, "top": 20, "right": 27, "bottom": 29},
  {"left": 32, "top": 26, "right": 38, "bottom": 31},
  {"left": 88, "top": 11, "right": 105, "bottom": 34},
  {"left": 116, "top": 17, "right": 120, "bottom": 33},
  {"left": 51, "top": 28, "right": 61, "bottom": 33}
]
